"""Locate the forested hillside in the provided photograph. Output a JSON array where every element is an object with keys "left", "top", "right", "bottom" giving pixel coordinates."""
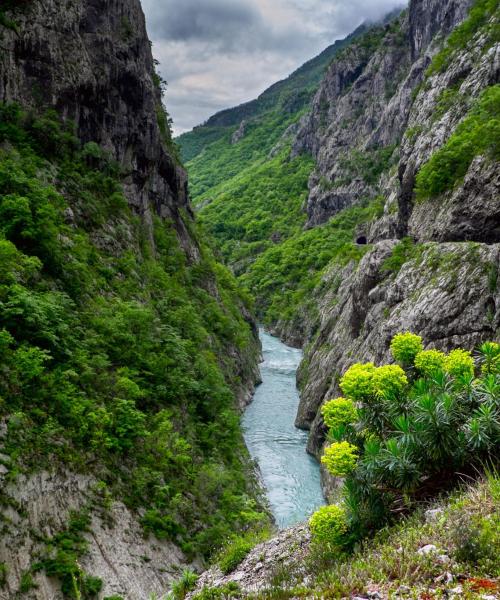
[
  {"left": 179, "top": 17, "right": 406, "bottom": 344},
  {"left": 0, "top": 1, "right": 265, "bottom": 598},
  {"left": 179, "top": 0, "right": 499, "bottom": 348},
  {"left": 0, "top": 0, "right": 498, "bottom": 597}
]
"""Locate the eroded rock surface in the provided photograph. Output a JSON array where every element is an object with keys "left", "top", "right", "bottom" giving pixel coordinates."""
[
  {"left": 187, "top": 524, "right": 310, "bottom": 599},
  {"left": 0, "top": 468, "right": 193, "bottom": 599},
  {"left": 0, "top": 0, "right": 195, "bottom": 258},
  {"left": 291, "top": 0, "right": 499, "bottom": 489}
]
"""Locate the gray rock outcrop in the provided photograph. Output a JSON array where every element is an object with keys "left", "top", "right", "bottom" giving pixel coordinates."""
[
  {"left": 0, "top": 0, "right": 195, "bottom": 258},
  {"left": 0, "top": 469, "right": 193, "bottom": 599},
  {"left": 291, "top": 0, "right": 499, "bottom": 487},
  {"left": 293, "top": 0, "right": 474, "bottom": 230}
]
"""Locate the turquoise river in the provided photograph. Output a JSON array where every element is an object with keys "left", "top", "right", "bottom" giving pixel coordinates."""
[{"left": 242, "top": 329, "right": 325, "bottom": 528}]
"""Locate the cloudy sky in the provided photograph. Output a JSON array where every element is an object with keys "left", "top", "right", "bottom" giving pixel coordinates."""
[{"left": 141, "top": 0, "right": 407, "bottom": 135}]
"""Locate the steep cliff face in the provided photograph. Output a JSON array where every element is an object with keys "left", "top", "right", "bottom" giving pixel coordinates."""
[
  {"left": 294, "top": 0, "right": 500, "bottom": 480},
  {"left": 293, "top": 0, "right": 473, "bottom": 230},
  {"left": 0, "top": 0, "right": 194, "bottom": 257},
  {"left": 0, "top": 1, "right": 263, "bottom": 598}
]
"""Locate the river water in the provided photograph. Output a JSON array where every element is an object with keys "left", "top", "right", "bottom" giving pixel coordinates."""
[{"left": 242, "top": 329, "right": 325, "bottom": 528}]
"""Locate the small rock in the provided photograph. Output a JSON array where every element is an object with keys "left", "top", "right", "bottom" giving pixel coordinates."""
[
  {"left": 63, "top": 207, "right": 75, "bottom": 223},
  {"left": 435, "top": 572, "right": 453, "bottom": 584},
  {"left": 425, "top": 508, "right": 444, "bottom": 523},
  {"left": 367, "top": 593, "right": 382, "bottom": 599},
  {"left": 254, "top": 562, "right": 263, "bottom": 571},
  {"left": 437, "top": 554, "right": 450, "bottom": 564},
  {"left": 449, "top": 585, "right": 463, "bottom": 596},
  {"left": 481, "top": 596, "right": 497, "bottom": 600},
  {"left": 417, "top": 544, "right": 438, "bottom": 555},
  {"left": 0, "top": 464, "right": 8, "bottom": 475}
]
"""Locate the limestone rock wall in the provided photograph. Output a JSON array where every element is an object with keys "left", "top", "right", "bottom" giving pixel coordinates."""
[
  {"left": 0, "top": 0, "right": 196, "bottom": 259},
  {"left": 292, "top": 0, "right": 500, "bottom": 491}
]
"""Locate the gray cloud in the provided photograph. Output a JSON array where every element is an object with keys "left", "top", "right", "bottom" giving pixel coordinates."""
[
  {"left": 145, "top": 0, "right": 261, "bottom": 47},
  {"left": 141, "top": 0, "right": 408, "bottom": 134}
]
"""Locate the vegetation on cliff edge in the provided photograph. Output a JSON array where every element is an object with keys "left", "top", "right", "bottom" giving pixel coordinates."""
[{"left": 0, "top": 103, "right": 267, "bottom": 596}]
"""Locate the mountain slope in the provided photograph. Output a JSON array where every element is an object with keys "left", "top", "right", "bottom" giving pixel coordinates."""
[
  {"left": 178, "top": 17, "right": 410, "bottom": 344},
  {"left": 177, "top": 23, "right": 369, "bottom": 164},
  {"left": 0, "top": 1, "right": 264, "bottom": 598},
  {"left": 179, "top": 0, "right": 499, "bottom": 492},
  {"left": 295, "top": 0, "right": 500, "bottom": 464},
  {"left": 187, "top": 474, "right": 500, "bottom": 599}
]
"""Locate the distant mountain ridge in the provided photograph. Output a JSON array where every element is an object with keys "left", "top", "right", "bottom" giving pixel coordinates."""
[{"left": 177, "top": 22, "right": 370, "bottom": 162}]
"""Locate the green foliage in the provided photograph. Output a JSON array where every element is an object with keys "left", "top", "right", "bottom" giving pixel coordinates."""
[
  {"left": 178, "top": 22, "right": 395, "bottom": 333},
  {"left": 479, "top": 341, "right": 500, "bottom": 375},
  {"left": 339, "top": 363, "right": 376, "bottom": 402},
  {"left": 192, "top": 581, "right": 242, "bottom": 600},
  {"left": 197, "top": 149, "right": 314, "bottom": 273},
  {"left": 0, "top": 563, "right": 6, "bottom": 588},
  {"left": 415, "top": 85, "right": 500, "bottom": 200},
  {"left": 309, "top": 504, "right": 348, "bottom": 546},
  {"left": 218, "top": 539, "right": 254, "bottom": 575},
  {"left": 33, "top": 510, "right": 103, "bottom": 599},
  {"left": 320, "top": 333, "right": 500, "bottom": 546},
  {"left": 427, "top": 0, "right": 500, "bottom": 76},
  {"left": 170, "top": 570, "right": 199, "bottom": 599},
  {"left": 445, "top": 349, "right": 475, "bottom": 378},
  {"left": 241, "top": 198, "right": 383, "bottom": 329},
  {"left": 321, "top": 398, "right": 358, "bottom": 430},
  {"left": 390, "top": 332, "right": 424, "bottom": 366},
  {"left": 414, "top": 349, "right": 447, "bottom": 376},
  {"left": 381, "top": 237, "right": 419, "bottom": 274},
  {"left": 19, "top": 571, "right": 36, "bottom": 593},
  {"left": 321, "top": 441, "right": 359, "bottom": 477},
  {"left": 191, "top": 582, "right": 241, "bottom": 600},
  {"left": 452, "top": 512, "right": 500, "bottom": 573},
  {"left": 0, "top": 103, "right": 266, "bottom": 571},
  {"left": 264, "top": 476, "right": 500, "bottom": 599},
  {"left": 372, "top": 365, "right": 408, "bottom": 399}
]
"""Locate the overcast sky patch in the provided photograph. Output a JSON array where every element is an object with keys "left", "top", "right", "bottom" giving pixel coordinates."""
[{"left": 141, "top": 0, "right": 407, "bottom": 135}]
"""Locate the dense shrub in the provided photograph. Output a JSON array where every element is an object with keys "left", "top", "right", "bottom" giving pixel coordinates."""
[
  {"left": 170, "top": 570, "right": 199, "bottom": 599},
  {"left": 322, "top": 442, "right": 359, "bottom": 477},
  {"left": 216, "top": 528, "right": 270, "bottom": 575},
  {"left": 321, "top": 398, "right": 358, "bottom": 430},
  {"left": 373, "top": 365, "right": 408, "bottom": 399},
  {"left": 445, "top": 349, "right": 475, "bottom": 378},
  {"left": 480, "top": 341, "right": 500, "bottom": 375},
  {"left": 415, "top": 85, "right": 500, "bottom": 200},
  {"left": 339, "top": 363, "right": 376, "bottom": 402},
  {"left": 311, "top": 333, "right": 500, "bottom": 547},
  {"left": 309, "top": 505, "right": 348, "bottom": 546},
  {"left": 414, "top": 349, "right": 446, "bottom": 376},
  {"left": 390, "top": 332, "right": 424, "bottom": 365}
]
